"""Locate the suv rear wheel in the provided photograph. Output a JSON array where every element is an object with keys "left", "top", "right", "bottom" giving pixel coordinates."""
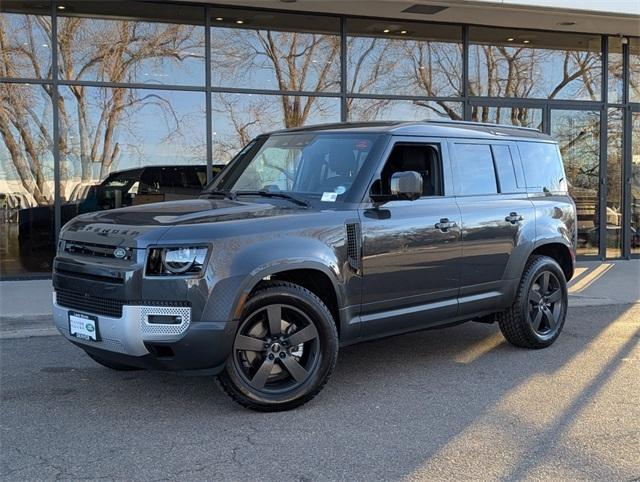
[
  {"left": 218, "top": 281, "right": 339, "bottom": 412},
  {"left": 497, "top": 255, "right": 568, "bottom": 349}
]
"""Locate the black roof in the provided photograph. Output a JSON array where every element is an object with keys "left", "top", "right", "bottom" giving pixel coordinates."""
[{"left": 269, "top": 120, "right": 553, "bottom": 141}]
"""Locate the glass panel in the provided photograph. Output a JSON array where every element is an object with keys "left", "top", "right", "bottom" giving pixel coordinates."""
[
  {"left": 471, "top": 105, "right": 542, "bottom": 129},
  {"left": 57, "top": 2, "right": 205, "bottom": 86},
  {"left": 491, "top": 145, "right": 519, "bottom": 193},
  {"left": 551, "top": 110, "right": 600, "bottom": 256},
  {"left": 632, "top": 112, "right": 640, "bottom": 254},
  {"left": 210, "top": 9, "right": 340, "bottom": 92},
  {"left": 347, "top": 19, "right": 462, "bottom": 97},
  {"left": 469, "top": 27, "right": 602, "bottom": 101},
  {"left": 227, "top": 133, "right": 380, "bottom": 198},
  {"left": 630, "top": 38, "right": 640, "bottom": 103},
  {"left": 606, "top": 108, "right": 623, "bottom": 258},
  {"left": 0, "top": 83, "right": 54, "bottom": 276},
  {"left": 608, "top": 37, "right": 624, "bottom": 104},
  {"left": 517, "top": 142, "right": 566, "bottom": 193},
  {"left": 347, "top": 99, "right": 462, "bottom": 121},
  {"left": 212, "top": 93, "right": 340, "bottom": 164},
  {"left": 0, "top": 3, "right": 52, "bottom": 79},
  {"left": 59, "top": 86, "right": 206, "bottom": 213},
  {"left": 451, "top": 144, "right": 498, "bottom": 196}
]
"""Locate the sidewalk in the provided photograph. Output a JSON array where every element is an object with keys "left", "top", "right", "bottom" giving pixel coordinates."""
[
  {"left": 1, "top": 260, "right": 638, "bottom": 338},
  {"left": 0, "top": 279, "right": 55, "bottom": 338},
  {"left": 567, "top": 259, "right": 640, "bottom": 306}
]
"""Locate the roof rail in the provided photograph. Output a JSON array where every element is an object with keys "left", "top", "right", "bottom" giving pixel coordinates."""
[{"left": 424, "top": 119, "right": 540, "bottom": 132}]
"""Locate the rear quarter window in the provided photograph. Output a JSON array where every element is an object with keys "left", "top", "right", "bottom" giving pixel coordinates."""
[{"left": 517, "top": 141, "right": 567, "bottom": 193}]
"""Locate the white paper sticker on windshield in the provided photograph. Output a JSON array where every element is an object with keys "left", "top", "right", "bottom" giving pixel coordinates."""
[{"left": 321, "top": 192, "right": 338, "bottom": 202}]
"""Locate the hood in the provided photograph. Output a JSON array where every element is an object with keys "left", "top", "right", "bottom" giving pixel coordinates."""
[
  {"left": 77, "top": 198, "right": 308, "bottom": 225},
  {"left": 61, "top": 198, "right": 312, "bottom": 247}
]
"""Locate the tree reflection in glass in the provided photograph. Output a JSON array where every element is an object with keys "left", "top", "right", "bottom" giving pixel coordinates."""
[
  {"left": 470, "top": 27, "right": 602, "bottom": 101},
  {"left": 551, "top": 110, "right": 600, "bottom": 256}
]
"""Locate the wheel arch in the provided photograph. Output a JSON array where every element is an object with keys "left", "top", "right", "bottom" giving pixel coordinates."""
[
  {"left": 232, "top": 261, "right": 345, "bottom": 334},
  {"left": 528, "top": 241, "right": 575, "bottom": 281}
]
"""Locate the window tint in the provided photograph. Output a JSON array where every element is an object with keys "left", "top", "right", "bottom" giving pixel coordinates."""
[
  {"left": 517, "top": 142, "right": 566, "bottom": 192},
  {"left": 452, "top": 144, "right": 498, "bottom": 195},
  {"left": 491, "top": 145, "right": 519, "bottom": 193}
]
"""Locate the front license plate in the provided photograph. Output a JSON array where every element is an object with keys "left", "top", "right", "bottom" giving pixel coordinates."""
[{"left": 69, "top": 312, "right": 100, "bottom": 341}]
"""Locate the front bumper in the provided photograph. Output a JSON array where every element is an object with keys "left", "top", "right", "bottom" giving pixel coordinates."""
[{"left": 53, "top": 293, "right": 237, "bottom": 373}]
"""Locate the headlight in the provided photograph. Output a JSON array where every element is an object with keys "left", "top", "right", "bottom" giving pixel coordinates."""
[{"left": 146, "top": 246, "right": 208, "bottom": 276}]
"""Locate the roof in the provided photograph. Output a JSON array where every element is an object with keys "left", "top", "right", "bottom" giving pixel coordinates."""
[
  {"left": 269, "top": 120, "right": 553, "bottom": 141},
  {"left": 106, "top": 164, "right": 209, "bottom": 177}
]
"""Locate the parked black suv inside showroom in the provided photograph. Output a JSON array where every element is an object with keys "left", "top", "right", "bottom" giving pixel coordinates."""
[{"left": 53, "top": 121, "right": 577, "bottom": 411}]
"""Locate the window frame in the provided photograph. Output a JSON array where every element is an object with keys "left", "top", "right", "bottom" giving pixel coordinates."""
[{"left": 364, "top": 136, "right": 453, "bottom": 202}]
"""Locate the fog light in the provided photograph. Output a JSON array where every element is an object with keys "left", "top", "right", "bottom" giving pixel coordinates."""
[{"left": 147, "top": 314, "right": 182, "bottom": 325}]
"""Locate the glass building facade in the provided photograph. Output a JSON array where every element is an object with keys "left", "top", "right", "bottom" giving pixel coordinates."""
[{"left": 1, "top": 1, "right": 639, "bottom": 278}]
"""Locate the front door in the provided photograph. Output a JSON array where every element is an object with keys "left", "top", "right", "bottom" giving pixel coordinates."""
[{"left": 358, "top": 138, "right": 462, "bottom": 338}]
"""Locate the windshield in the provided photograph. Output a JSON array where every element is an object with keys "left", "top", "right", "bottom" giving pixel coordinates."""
[{"left": 211, "top": 133, "right": 382, "bottom": 201}]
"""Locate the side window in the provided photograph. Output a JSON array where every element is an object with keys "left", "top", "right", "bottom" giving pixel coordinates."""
[
  {"left": 183, "top": 167, "right": 207, "bottom": 189},
  {"left": 452, "top": 143, "right": 497, "bottom": 196},
  {"left": 517, "top": 142, "right": 566, "bottom": 192},
  {"left": 491, "top": 145, "right": 519, "bottom": 193},
  {"left": 377, "top": 143, "right": 443, "bottom": 197}
]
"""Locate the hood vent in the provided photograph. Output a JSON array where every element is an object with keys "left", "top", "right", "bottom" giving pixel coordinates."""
[{"left": 402, "top": 4, "right": 449, "bottom": 15}]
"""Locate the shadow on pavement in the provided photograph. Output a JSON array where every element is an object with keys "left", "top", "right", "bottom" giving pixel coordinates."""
[{"left": 1, "top": 303, "right": 638, "bottom": 480}]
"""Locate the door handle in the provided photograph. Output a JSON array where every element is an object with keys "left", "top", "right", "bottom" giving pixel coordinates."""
[
  {"left": 435, "top": 218, "right": 458, "bottom": 232},
  {"left": 505, "top": 212, "right": 524, "bottom": 224}
]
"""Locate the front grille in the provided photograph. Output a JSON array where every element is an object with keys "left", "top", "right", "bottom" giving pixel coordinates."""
[
  {"left": 63, "top": 240, "right": 133, "bottom": 260},
  {"left": 57, "top": 289, "right": 124, "bottom": 317},
  {"left": 55, "top": 289, "right": 190, "bottom": 318}
]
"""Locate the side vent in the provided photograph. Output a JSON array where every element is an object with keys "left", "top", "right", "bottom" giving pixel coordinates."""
[{"left": 345, "top": 222, "right": 362, "bottom": 274}]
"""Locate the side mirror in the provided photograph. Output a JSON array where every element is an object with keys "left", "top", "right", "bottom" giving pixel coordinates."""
[{"left": 390, "top": 171, "right": 422, "bottom": 201}]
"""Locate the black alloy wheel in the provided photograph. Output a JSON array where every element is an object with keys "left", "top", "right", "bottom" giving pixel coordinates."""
[
  {"left": 527, "top": 271, "right": 564, "bottom": 338},
  {"left": 497, "top": 255, "right": 568, "bottom": 348},
  {"left": 233, "top": 303, "right": 320, "bottom": 393},
  {"left": 218, "top": 281, "right": 338, "bottom": 411}
]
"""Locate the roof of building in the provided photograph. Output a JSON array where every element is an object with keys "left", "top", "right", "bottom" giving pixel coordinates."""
[{"left": 269, "top": 120, "right": 554, "bottom": 141}]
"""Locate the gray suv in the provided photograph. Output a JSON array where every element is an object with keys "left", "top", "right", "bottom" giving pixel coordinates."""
[{"left": 53, "top": 121, "right": 576, "bottom": 411}]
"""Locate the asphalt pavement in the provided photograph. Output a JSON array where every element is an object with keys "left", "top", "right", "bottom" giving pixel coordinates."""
[{"left": 1, "top": 303, "right": 638, "bottom": 481}]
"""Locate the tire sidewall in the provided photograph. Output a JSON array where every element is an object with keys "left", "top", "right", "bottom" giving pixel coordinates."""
[
  {"left": 222, "top": 285, "right": 338, "bottom": 407},
  {"left": 518, "top": 257, "right": 568, "bottom": 345}
]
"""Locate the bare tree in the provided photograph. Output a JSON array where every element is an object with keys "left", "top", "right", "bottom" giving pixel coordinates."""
[{"left": 1, "top": 13, "right": 204, "bottom": 202}]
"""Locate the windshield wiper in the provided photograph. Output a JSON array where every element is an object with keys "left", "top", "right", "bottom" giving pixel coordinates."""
[
  {"left": 201, "top": 189, "right": 236, "bottom": 200},
  {"left": 235, "top": 190, "right": 309, "bottom": 207}
]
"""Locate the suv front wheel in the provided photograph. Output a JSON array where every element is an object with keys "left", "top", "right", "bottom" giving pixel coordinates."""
[
  {"left": 218, "top": 281, "right": 339, "bottom": 411},
  {"left": 497, "top": 255, "right": 568, "bottom": 349}
]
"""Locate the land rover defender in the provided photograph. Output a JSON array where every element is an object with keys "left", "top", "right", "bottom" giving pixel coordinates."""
[{"left": 53, "top": 121, "right": 576, "bottom": 411}]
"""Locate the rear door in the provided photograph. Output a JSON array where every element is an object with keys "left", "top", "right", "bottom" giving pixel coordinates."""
[{"left": 449, "top": 139, "right": 535, "bottom": 315}]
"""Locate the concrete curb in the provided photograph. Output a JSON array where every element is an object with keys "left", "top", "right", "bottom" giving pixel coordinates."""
[
  {"left": 0, "top": 328, "right": 60, "bottom": 339},
  {"left": 0, "top": 314, "right": 51, "bottom": 323}
]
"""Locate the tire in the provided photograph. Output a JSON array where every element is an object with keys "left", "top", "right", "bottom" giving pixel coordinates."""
[
  {"left": 218, "top": 281, "right": 339, "bottom": 412},
  {"left": 497, "top": 255, "right": 568, "bottom": 349},
  {"left": 86, "top": 351, "right": 143, "bottom": 371}
]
